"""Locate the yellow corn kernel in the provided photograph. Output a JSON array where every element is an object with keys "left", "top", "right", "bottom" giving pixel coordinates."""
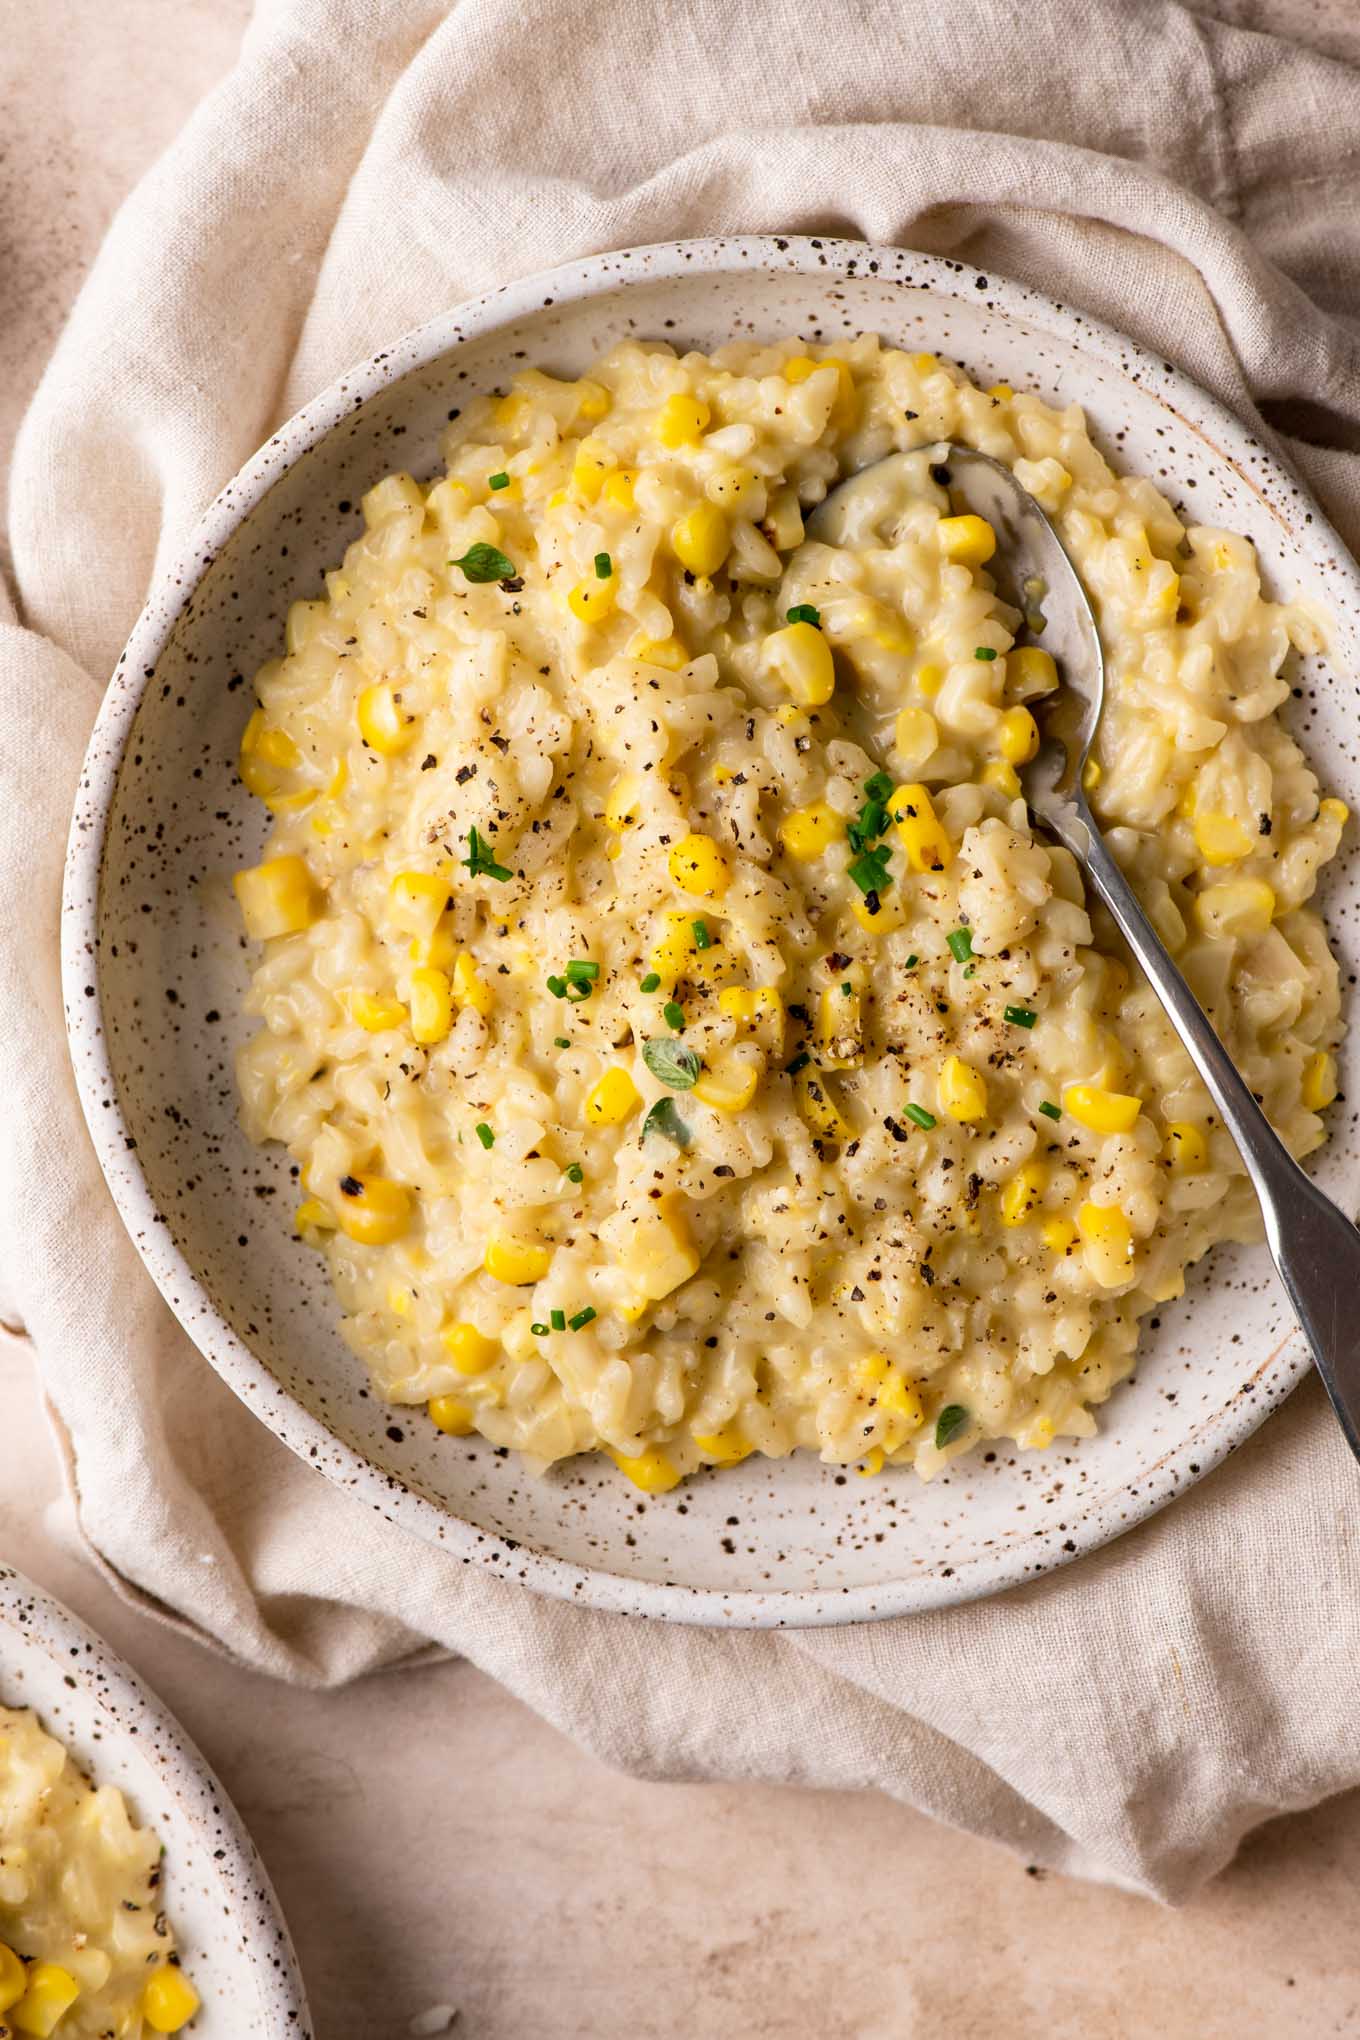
[
  {"left": 601, "top": 467, "right": 636, "bottom": 511},
  {"left": 409, "top": 966, "right": 454, "bottom": 1045},
  {"left": 779, "top": 802, "right": 841, "bottom": 860},
  {"left": 694, "top": 1053, "right": 760, "bottom": 1112},
  {"left": 141, "top": 1967, "right": 201, "bottom": 2035},
  {"left": 587, "top": 1066, "right": 641, "bottom": 1126},
  {"left": 817, "top": 983, "right": 862, "bottom": 1067},
  {"left": 987, "top": 382, "right": 1015, "bottom": 400},
  {"left": 603, "top": 778, "right": 642, "bottom": 834},
  {"left": 1041, "top": 1216, "right": 1077, "bottom": 1254},
  {"left": 242, "top": 715, "right": 299, "bottom": 769},
  {"left": 912, "top": 351, "right": 939, "bottom": 374},
  {"left": 484, "top": 1232, "right": 551, "bottom": 1286},
  {"left": 656, "top": 393, "right": 710, "bottom": 447},
  {"left": 441, "top": 1321, "right": 498, "bottom": 1376},
  {"left": 233, "top": 855, "right": 317, "bottom": 940},
  {"left": 1195, "top": 878, "right": 1276, "bottom": 940},
  {"left": 1194, "top": 812, "right": 1253, "bottom": 866},
  {"left": 915, "top": 661, "right": 944, "bottom": 698},
  {"left": 450, "top": 951, "right": 491, "bottom": 1020},
  {"left": 705, "top": 463, "right": 762, "bottom": 512},
  {"left": 764, "top": 619, "right": 836, "bottom": 707},
  {"left": 719, "top": 984, "right": 784, "bottom": 1050},
  {"left": 938, "top": 1054, "right": 987, "bottom": 1122},
  {"left": 999, "top": 1161, "right": 1047, "bottom": 1227},
  {"left": 671, "top": 503, "right": 730, "bottom": 575},
  {"left": 1063, "top": 1084, "right": 1142, "bottom": 1135},
  {"left": 387, "top": 1282, "right": 414, "bottom": 1318},
  {"left": 411, "top": 922, "right": 456, "bottom": 971},
  {"left": 795, "top": 1068, "right": 850, "bottom": 1142},
  {"left": 609, "top": 1446, "right": 682, "bottom": 1494},
  {"left": 546, "top": 487, "right": 569, "bottom": 509},
  {"left": 876, "top": 1368, "right": 927, "bottom": 1432},
  {"left": 570, "top": 434, "right": 616, "bottom": 502},
  {"left": 692, "top": 1424, "right": 750, "bottom": 1465},
  {"left": 295, "top": 1198, "right": 336, "bottom": 1238},
  {"left": 850, "top": 889, "right": 909, "bottom": 936},
  {"left": 1083, "top": 757, "right": 1103, "bottom": 792},
  {"left": 0, "top": 1947, "right": 24, "bottom": 2016},
  {"left": 568, "top": 574, "right": 618, "bottom": 623},
  {"left": 348, "top": 990, "right": 406, "bottom": 1033},
  {"left": 937, "top": 513, "right": 996, "bottom": 566},
  {"left": 894, "top": 705, "right": 939, "bottom": 770},
  {"left": 997, "top": 705, "right": 1039, "bottom": 764},
  {"left": 1148, "top": 569, "right": 1181, "bottom": 622},
  {"left": 784, "top": 354, "right": 857, "bottom": 424},
  {"left": 1008, "top": 646, "right": 1059, "bottom": 696},
  {"left": 1018, "top": 1414, "right": 1055, "bottom": 1451},
  {"left": 1320, "top": 797, "right": 1350, "bottom": 829},
  {"left": 856, "top": 1446, "right": 885, "bottom": 1478},
  {"left": 12, "top": 1966, "right": 80, "bottom": 2037},
  {"left": 429, "top": 1395, "right": 475, "bottom": 1436},
  {"left": 891, "top": 783, "right": 952, "bottom": 872},
  {"left": 336, "top": 1176, "right": 412, "bottom": 1246},
  {"left": 630, "top": 633, "right": 690, "bottom": 670},
  {"left": 389, "top": 870, "right": 448, "bottom": 942},
  {"left": 983, "top": 760, "right": 1022, "bottom": 798},
  {"left": 1302, "top": 1049, "right": 1338, "bottom": 1112},
  {"left": 668, "top": 832, "right": 731, "bottom": 898},
  {"left": 357, "top": 681, "right": 415, "bottom": 757},
  {"left": 575, "top": 379, "right": 611, "bottom": 421},
  {"left": 648, "top": 910, "right": 702, "bottom": 982},
  {"left": 1166, "top": 1121, "right": 1208, "bottom": 1171},
  {"left": 1077, "top": 1201, "right": 1135, "bottom": 1288},
  {"left": 620, "top": 1201, "right": 700, "bottom": 1301}
]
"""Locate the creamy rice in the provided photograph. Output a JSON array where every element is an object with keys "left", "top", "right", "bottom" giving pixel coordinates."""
[
  {"left": 233, "top": 334, "right": 1346, "bottom": 1491},
  {"left": 0, "top": 1705, "right": 197, "bottom": 2035}
]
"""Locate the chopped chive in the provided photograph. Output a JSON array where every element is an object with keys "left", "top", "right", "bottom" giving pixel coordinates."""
[
  {"left": 904, "top": 954, "right": 919, "bottom": 969},
  {"left": 963, "top": 964, "right": 976, "bottom": 979},
  {"left": 786, "top": 603, "right": 821, "bottom": 627},
  {"left": 530, "top": 1322, "right": 550, "bottom": 1336},
  {"left": 565, "top": 1162, "right": 584, "bottom": 1183},
  {"left": 903, "top": 1102, "right": 936, "bottom": 1130},
  {"left": 848, "top": 844, "right": 894, "bottom": 896},
  {"left": 946, "top": 927, "right": 974, "bottom": 964},
  {"left": 663, "top": 999, "right": 685, "bottom": 1031},
  {"left": 974, "top": 646, "right": 998, "bottom": 661},
  {"left": 785, "top": 1050, "right": 811, "bottom": 1075},
  {"left": 1039, "top": 1100, "right": 1062, "bottom": 1121},
  {"left": 554, "top": 1036, "right": 571, "bottom": 1049},
  {"left": 1004, "top": 1005, "right": 1038, "bottom": 1028},
  {"left": 594, "top": 551, "right": 612, "bottom": 580},
  {"left": 863, "top": 771, "right": 894, "bottom": 803},
  {"left": 841, "top": 982, "right": 853, "bottom": 996},
  {"left": 488, "top": 471, "right": 510, "bottom": 490},
  {"left": 474, "top": 1122, "right": 495, "bottom": 1148},
  {"left": 569, "top": 1306, "right": 597, "bottom": 1330},
  {"left": 464, "top": 825, "right": 513, "bottom": 882},
  {"left": 557, "top": 958, "right": 598, "bottom": 1002},
  {"left": 935, "top": 1403, "right": 969, "bottom": 1448},
  {"left": 546, "top": 974, "right": 568, "bottom": 998},
  {"left": 566, "top": 959, "right": 600, "bottom": 982},
  {"left": 450, "top": 542, "right": 517, "bottom": 584},
  {"left": 640, "top": 972, "right": 661, "bottom": 994},
  {"left": 691, "top": 919, "right": 711, "bottom": 949},
  {"left": 550, "top": 1308, "right": 567, "bottom": 1332}
]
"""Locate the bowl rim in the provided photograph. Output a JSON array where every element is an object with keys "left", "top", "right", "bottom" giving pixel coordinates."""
[
  {"left": 62, "top": 231, "right": 1346, "bottom": 1626},
  {"left": 0, "top": 1562, "right": 311, "bottom": 2034}
]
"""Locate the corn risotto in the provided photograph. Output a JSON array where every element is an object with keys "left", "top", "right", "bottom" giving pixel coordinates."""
[
  {"left": 233, "top": 334, "right": 1345, "bottom": 1491},
  {"left": 0, "top": 1706, "right": 197, "bottom": 2037}
]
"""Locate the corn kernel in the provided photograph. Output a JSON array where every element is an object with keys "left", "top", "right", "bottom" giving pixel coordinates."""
[
  {"left": 705, "top": 463, "right": 762, "bottom": 512},
  {"left": 336, "top": 1176, "right": 412, "bottom": 1246},
  {"left": 719, "top": 984, "right": 784, "bottom": 1050},
  {"left": 141, "top": 1967, "right": 201, "bottom": 2035},
  {"left": 648, "top": 910, "right": 702, "bottom": 982},
  {"left": 1041, "top": 1217, "right": 1077, "bottom": 1254},
  {"left": 609, "top": 1446, "right": 682, "bottom": 1493},
  {"left": 997, "top": 705, "right": 1039, "bottom": 764},
  {"left": 1320, "top": 797, "right": 1350, "bottom": 829},
  {"left": 429, "top": 1395, "right": 475, "bottom": 1436},
  {"left": 1018, "top": 1414, "right": 1055, "bottom": 1451},
  {"left": 441, "top": 1321, "right": 498, "bottom": 1376},
  {"left": 357, "top": 681, "right": 415, "bottom": 756},
  {"left": 12, "top": 1966, "right": 80, "bottom": 2037},
  {"left": 694, "top": 1052, "right": 760, "bottom": 1112},
  {"left": 568, "top": 575, "right": 618, "bottom": 623},
  {"left": 604, "top": 777, "right": 643, "bottom": 832},
  {"left": 857, "top": 1446, "right": 885, "bottom": 1477},
  {"left": 891, "top": 783, "right": 952, "bottom": 872},
  {"left": 295, "top": 1198, "right": 336, "bottom": 1239},
  {"left": 671, "top": 502, "right": 730, "bottom": 575},
  {"left": 1077, "top": 1201, "right": 1135, "bottom": 1287},
  {"left": 764, "top": 619, "right": 836, "bottom": 707},
  {"left": 668, "top": 832, "right": 731, "bottom": 898},
  {"left": 619, "top": 1201, "right": 700, "bottom": 1301},
  {"left": 937, "top": 514, "right": 996, "bottom": 566},
  {"left": 387, "top": 1282, "right": 414, "bottom": 1318},
  {"left": 938, "top": 1054, "right": 987, "bottom": 1121},
  {"left": 1083, "top": 757, "right": 1103, "bottom": 792},
  {"left": 817, "top": 983, "right": 862, "bottom": 1067},
  {"left": 779, "top": 802, "right": 841, "bottom": 860},
  {"left": 983, "top": 760, "right": 1022, "bottom": 798},
  {"left": 409, "top": 966, "right": 454, "bottom": 1045},
  {"left": 795, "top": 1068, "right": 850, "bottom": 1142},
  {"left": 630, "top": 633, "right": 690, "bottom": 670},
  {"left": 1195, "top": 878, "right": 1275, "bottom": 940},
  {"left": 1194, "top": 812, "right": 1253, "bottom": 866},
  {"left": 850, "top": 889, "right": 909, "bottom": 936},
  {"left": 1008, "top": 645, "right": 1059, "bottom": 697},
  {"left": 1166, "top": 1121, "right": 1208, "bottom": 1171},
  {"left": 1063, "top": 1084, "right": 1143, "bottom": 1135},
  {"left": 570, "top": 434, "right": 615, "bottom": 502},
  {"left": 894, "top": 706, "right": 939, "bottom": 772},
  {"left": 601, "top": 468, "right": 636, "bottom": 511},
  {"left": 876, "top": 1369, "right": 926, "bottom": 1432},
  {"left": 452, "top": 950, "right": 493, "bottom": 1018},
  {"left": 999, "top": 1161, "right": 1047, "bottom": 1227},
  {"left": 1302, "top": 1049, "right": 1338, "bottom": 1112},
  {"left": 912, "top": 352, "right": 939, "bottom": 374},
  {"left": 656, "top": 393, "right": 710, "bottom": 447},
  {"left": 234, "top": 856, "right": 318, "bottom": 940},
  {"left": 783, "top": 354, "right": 857, "bottom": 425},
  {"left": 576, "top": 379, "right": 610, "bottom": 420},
  {"left": 692, "top": 1425, "right": 750, "bottom": 1465},
  {"left": 484, "top": 1232, "right": 551, "bottom": 1285},
  {"left": 987, "top": 382, "right": 1015, "bottom": 400},
  {"left": 348, "top": 990, "right": 406, "bottom": 1033},
  {"left": 389, "top": 870, "right": 448, "bottom": 942},
  {"left": 587, "top": 1066, "right": 641, "bottom": 1125},
  {"left": 916, "top": 661, "right": 944, "bottom": 698}
]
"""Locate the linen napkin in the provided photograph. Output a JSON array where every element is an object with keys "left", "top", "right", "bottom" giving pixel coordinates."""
[{"left": 6, "top": 0, "right": 1360, "bottom": 1902}]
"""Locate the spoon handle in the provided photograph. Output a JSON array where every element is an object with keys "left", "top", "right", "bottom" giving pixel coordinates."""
[{"left": 1044, "top": 796, "right": 1360, "bottom": 1461}]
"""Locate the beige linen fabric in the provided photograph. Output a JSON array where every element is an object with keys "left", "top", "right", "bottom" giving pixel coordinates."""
[{"left": 5, "top": 0, "right": 1360, "bottom": 1902}]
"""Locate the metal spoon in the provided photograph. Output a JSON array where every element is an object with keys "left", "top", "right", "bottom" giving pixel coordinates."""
[{"left": 809, "top": 444, "right": 1360, "bottom": 1462}]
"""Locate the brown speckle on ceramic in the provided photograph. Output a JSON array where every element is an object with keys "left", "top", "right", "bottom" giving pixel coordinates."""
[
  {"left": 60, "top": 237, "right": 1360, "bottom": 1626},
  {"left": 0, "top": 1566, "right": 311, "bottom": 2035}
]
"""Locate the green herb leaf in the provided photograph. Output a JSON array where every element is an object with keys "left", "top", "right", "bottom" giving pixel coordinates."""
[
  {"left": 642, "top": 1096, "right": 692, "bottom": 1146},
  {"left": 451, "top": 542, "right": 518, "bottom": 584},
  {"left": 663, "top": 999, "right": 685, "bottom": 1032},
  {"left": 935, "top": 1403, "right": 969, "bottom": 1448},
  {"left": 639, "top": 972, "right": 661, "bottom": 994},
  {"left": 946, "top": 927, "right": 974, "bottom": 964},
  {"left": 786, "top": 603, "right": 821, "bottom": 627},
  {"left": 474, "top": 1122, "right": 495, "bottom": 1149},
  {"left": 569, "top": 1306, "right": 597, "bottom": 1330},
  {"left": 1038, "top": 1100, "right": 1061, "bottom": 1121},
  {"left": 642, "top": 1037, "right": 701, "bottom": 1090},
  {"left": 488, "top": 471, "right": 510, "bottom": 491},
  {"left": 1004, "top": 1005, "right": 1038, "bottom": 1028},
  {"left": 903, "top": 1102, "right": 936, "bottom": 1130},
  {"left": 594, "top": 551, "right": 613, "bottom": 580},
  {"left": 974, "top": 646, "right": 998, "bottom": 662},
  {"left": 464, "top": 825, "right": 512, "bottom": 881}
]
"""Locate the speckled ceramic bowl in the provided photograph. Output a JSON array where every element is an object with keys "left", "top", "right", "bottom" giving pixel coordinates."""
[
  {"left": 63, "top": 237, "right": 1360, "bottom": 1625},
  {"left": 0, "top": 1566, "right": 310, "bottom": 2034}
]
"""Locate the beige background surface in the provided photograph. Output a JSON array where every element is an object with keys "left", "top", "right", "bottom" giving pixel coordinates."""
[{"left": 5, "top": 3, "right": 1360, "bottom": 2034}]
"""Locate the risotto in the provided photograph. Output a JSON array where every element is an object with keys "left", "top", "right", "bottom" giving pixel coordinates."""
[
  {"left": 0, "top": 1705, "right": 197, "bottom": 2036},
  {"left": 232, "top": 334, "right": 1346, "bottom": 1491}
]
